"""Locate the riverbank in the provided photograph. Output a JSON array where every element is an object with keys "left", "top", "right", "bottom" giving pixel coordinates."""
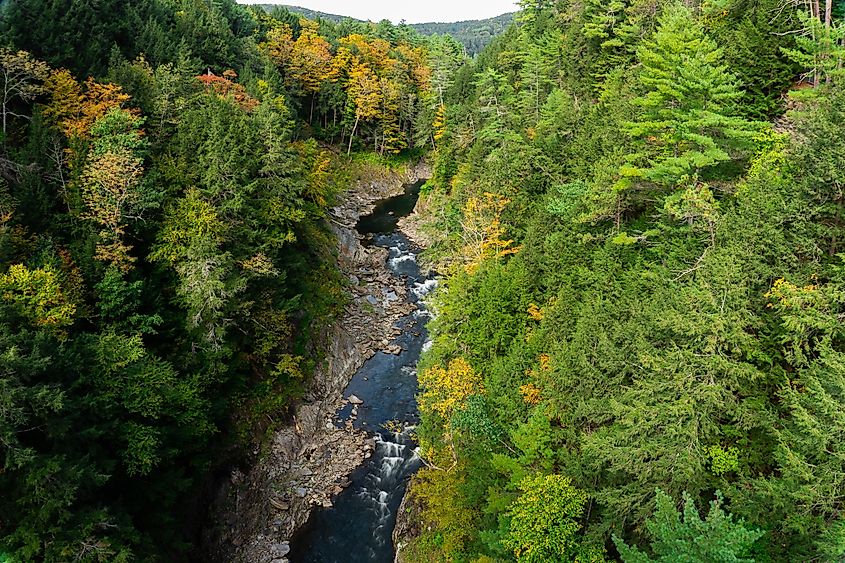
[
  {"left": 203, "top": 159, "right": 431, "bottom": 563},
  {"left": 290, "top": 180, "right": 436, "bottom": 561}
]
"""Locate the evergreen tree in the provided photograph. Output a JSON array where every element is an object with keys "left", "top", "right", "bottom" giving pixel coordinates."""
[
  {"left": 621, "top": 3, "right": 760, "bottom": 191},
  {"left": 614, "top": 490, "right": 763, "bottom": 562}
]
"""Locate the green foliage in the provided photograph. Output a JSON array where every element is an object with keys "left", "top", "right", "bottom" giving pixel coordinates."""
[
  {"left": 5, "top": 0, "right": 845, "bottom": 559},
  {"left": 705, "top": 445, "right": 740, "bottom": 476},
  {"left": 0, "top": 264, "right": 76, "bottom": 330},
  {"left": 614, "top": 490, "right": 764, "bottom": 562},
  {"left": 0, "top": 2, "right": 433, "bottom": 559},
  {"left": 622, "top": 3, "right": 760, "bottom": 190},
  {"left": 502, "top": 474, "right": 592, "bottom": 562},
  {"left": 706, "top": 0, "right": 800, "bottom": 119},
  {"left": 408, "top": 0, "right": 845, "bottom": 561},
  {"left": 781, "top": 9, "right": 845, "bottom": 92}
]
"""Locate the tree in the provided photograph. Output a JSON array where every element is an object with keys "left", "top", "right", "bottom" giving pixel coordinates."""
[
  {"left": 289, "top": 19, "right": 333, "bottom": 119},
  {"left": 0, "top": 49, "right": 50, "bottom": 136},
  {"left": 346, "top": 62, "right": 381, "bottom": 154},
  {"left": 80, "top": 109, "right": 149, "bottom": 271},
  {"left": 475, "top": 68, "right": 514, "bottom": 143},
  {"left": 503, "top": 474, "right": 592, "bottom": 562},
  {"left": 459, "top": 192, "right": 520, "bottom": 273},
  {"left": 614, "top": 490, "right": 764, "bottom": 562},
  {"left": 620, "top": 3, "right": 760, "bottom": 191},
  {"left": 261, "top": 24, "right": 295, "bottom": 68},
  {"left": 517, "top": 36, "right": 555, "bottom": 122},
  {"left": 419, "top": 357, "right": 484, "bottom": 420},
  {"left": 151, "top": 188, "right": 239, "bottom": 351},
  {"left": 428, "top": 35, "right": 464, "bottom": 106},
  {"left": 737, "top": 274, "right": 845, "bottom": 559},
  {"left": 195, "top": 70, "right": 259, "bottom": 112},
  {"left": 781, "top": 5, "right": 845, "bottom": 89},
  {"left": 42, "top": 71, "right": 131, "bottom": 141},
  {"left": 791, "top": 87, "right": 845, "bottom": 255},
  {"left": 0, "top": 264, "right": 75, "bottom": 330}
]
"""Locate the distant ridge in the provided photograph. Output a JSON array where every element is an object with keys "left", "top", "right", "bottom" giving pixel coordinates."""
[{"left": 255, "top": 4, "right": 516, "bottom": 55}]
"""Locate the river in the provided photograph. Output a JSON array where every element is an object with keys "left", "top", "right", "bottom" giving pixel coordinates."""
[{"left": 289, "top": 180, "right": 435, "bottom": 562}]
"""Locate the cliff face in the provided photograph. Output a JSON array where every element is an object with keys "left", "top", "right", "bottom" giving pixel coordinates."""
[{"left": 203, "top": 160, "right": 430, "bottom": 563}]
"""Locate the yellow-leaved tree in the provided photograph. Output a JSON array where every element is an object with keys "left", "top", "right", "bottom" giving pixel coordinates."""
[
  {"left": 460, "top": 192, "right": 520, "bottom": 273},
  {"left": 0, "top": 264, "right": 76, "bottom": 331},
  {"left": 80, "top": 108, "right": 148, "bottom": 272},
  {"left": 0, "top": 48, "right": 50, "bottom": 136},
  {"left": 346, "top": 62, "right": 381, "bottom": 154},
  {"left": 418, "top": 357, "right": 484, "bottom": 469}
]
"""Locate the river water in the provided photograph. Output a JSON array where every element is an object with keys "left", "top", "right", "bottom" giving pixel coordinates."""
[{"left": 289, "top": 180, "right": 435, "bottom": 562}]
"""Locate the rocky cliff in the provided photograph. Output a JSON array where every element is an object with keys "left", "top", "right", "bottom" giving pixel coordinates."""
[{"left": 203, "top": 160, "right": 431, "bottom": 563}]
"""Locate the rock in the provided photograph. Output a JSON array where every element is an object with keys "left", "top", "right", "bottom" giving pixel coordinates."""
[
  {"left": 271, "top": 542, "right": 291, "bottom": 557},
  {"left": 269, "top": 498, "right": 289, "bottom": 511},
  {"left": 348, "top": 394, "right": 364, "bottom": 405},
  {"left": 202, "top": 159, "right": 434, "bottom": 563}
]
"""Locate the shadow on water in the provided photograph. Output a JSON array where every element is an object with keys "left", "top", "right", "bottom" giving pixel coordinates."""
[
  {"left": 289, "top": 180, "right": 435, "bottom": 563},
  {"left": 355, "top": 180, "right": 424, "bottom": 240}
]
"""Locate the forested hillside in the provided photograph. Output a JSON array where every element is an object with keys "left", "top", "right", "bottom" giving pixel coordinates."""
[
  {"left": 0, "top": 1, "right": 455, "bottom": 560},
  {"left": 409, "top": 14, "right": 517, "bottom": 56},
  {"left": 404, "top": 0, "right": 845, "bottom": 561},
  {"left": 4, "top": 0, "right": 845, "bottom": 561},
  {"left": 259, "top": 5, "right": 515, "bottom": 56}
]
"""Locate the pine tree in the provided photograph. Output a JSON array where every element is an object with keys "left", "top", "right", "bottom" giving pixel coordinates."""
[{"left": 620, "top": 3, "right": 760, "bottom": 191}]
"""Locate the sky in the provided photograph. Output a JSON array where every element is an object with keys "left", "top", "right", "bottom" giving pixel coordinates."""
[{"left": 241, "top": 1, "right": 521, "bottom": 24}]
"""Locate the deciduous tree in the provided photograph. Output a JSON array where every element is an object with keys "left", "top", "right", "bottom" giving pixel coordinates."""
[{"left": 0, "top": 49, "right": 50, "bottom": 136}]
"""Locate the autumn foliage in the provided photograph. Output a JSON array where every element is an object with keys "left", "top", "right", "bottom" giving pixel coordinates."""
[
  {"left": 418, "top": 357, "right": 483, "bottom": 419},
  {"left": 196, "top": 70, "right": 259, "bottom": 111},
  {"left": 43, "top": 71, "right": 131, "bottom": 140},
  {"left": 261, "top": 23, "right": 434, "bottom": 154}
]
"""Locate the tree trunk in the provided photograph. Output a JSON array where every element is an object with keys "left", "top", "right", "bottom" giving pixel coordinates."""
[
  {"left": 825, "top": 0, "right": 832, "bottom": 27},
  {"left": 830, "top": 196, "right": 842, "bottom": 256},
  {"left": 348, "top": 113, "right": 360, "bottom": 155},
  {"left": 1, "top": 88, "right": 7, "bottom": 136},
  {"left": 309, "top": 94, "right": 316, "bottom": 125},
  {"left": 810, "top": 0, "right": 822, "bottom": 86}
]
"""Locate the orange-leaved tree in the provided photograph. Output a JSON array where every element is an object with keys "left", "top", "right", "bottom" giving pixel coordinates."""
[{"left": 80, "top": 108, "right": 148, "bottom": 272}]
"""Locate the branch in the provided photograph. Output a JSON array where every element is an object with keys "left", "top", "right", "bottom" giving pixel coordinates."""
[{"left": 673, "top": 247, "right": 710, "bottom": 281}]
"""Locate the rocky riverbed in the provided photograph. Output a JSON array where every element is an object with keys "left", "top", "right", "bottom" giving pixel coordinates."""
[{"left": 203, "top": 160, "right": 431, "bottom": 563}]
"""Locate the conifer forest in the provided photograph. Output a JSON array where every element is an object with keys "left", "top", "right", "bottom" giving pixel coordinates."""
[{"left": 1, "top": 0, "right": 845, "bottom": 561}]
